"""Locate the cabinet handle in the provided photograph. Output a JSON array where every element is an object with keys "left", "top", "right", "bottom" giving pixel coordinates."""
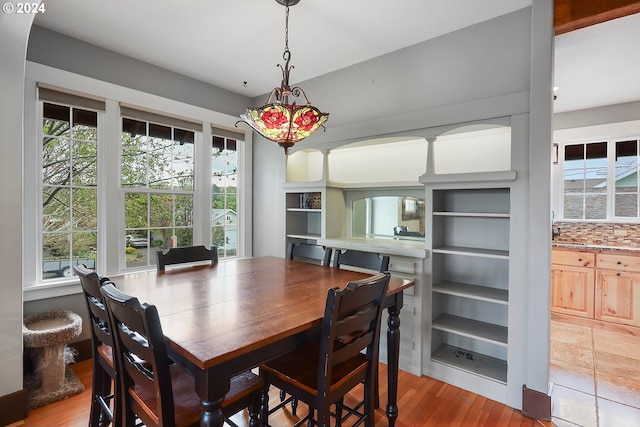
[
  {"left": 578, "top": 258, "right": 582, "bottom": 262},
  {"left": 617, "top": 272, "right": 621, "bottom": 276},
  {"left": 617, "top": 261, "right": 622, "bottom": 265}
]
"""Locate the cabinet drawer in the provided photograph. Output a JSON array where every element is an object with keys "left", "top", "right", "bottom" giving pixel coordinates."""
[
  {"left": 597, "top": 253, "right": 640, "bottom": 272},
  {"left": 552, "top": 250, "right": 595, "bottom": 268}
]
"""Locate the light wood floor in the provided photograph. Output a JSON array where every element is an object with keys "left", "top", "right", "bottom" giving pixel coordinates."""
[{"left": 11, "top": 360, "right": 553, "bottom": 427}]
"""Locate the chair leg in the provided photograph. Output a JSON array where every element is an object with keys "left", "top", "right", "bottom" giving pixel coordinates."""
[
  {"left": 90, "top": 367, "right": 113, "bottom": 427},
  {"left": 335, "top": 399, "right": 343, "bottom": 427},
  {"left": 248, "top": 394, "right": 261, "bottom": 427},
  {"left": 260, "top": 385, "right": 270, "bottom": 427}
]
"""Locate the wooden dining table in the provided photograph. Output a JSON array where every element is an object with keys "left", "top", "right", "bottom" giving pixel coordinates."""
[{"left": 112, "top": 256, "right": 414, "bottom": 427}]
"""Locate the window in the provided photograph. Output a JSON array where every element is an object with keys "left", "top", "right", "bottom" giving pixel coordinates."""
[
  {"left": 41, "top": 102, "right": 99, "bottom": 279},
  {"left": 212, "top": 136, "right": 238, "bottom": 258},
  {"left": 561, "top": 139, "right": 640, "bottom": 220},
  {"left": 121, "top": 117, "right": 196, "bottom": 268},
  {"left": 30, "top": 80, "right": 249, "bottom": 289}
]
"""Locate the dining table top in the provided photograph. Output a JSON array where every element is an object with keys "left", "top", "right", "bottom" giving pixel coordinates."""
[{"left": 111, "top": 256, "right": 414, "bottom": 372}]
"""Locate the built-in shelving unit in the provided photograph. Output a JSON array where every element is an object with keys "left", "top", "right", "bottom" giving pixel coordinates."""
[
  {"left": 284, "top": 189, "right": 323, "bottom": 241},
  {"left": 425, "top": 178, "right": 514, "bottom": 394}
]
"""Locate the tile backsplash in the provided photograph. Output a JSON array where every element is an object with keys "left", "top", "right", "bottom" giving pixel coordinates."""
[{"left": 553, "top": 222, "right": 640, "bottom": 248}]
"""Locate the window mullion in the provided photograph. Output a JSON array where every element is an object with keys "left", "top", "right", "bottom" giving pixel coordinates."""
[
  {"left": 606, "top": 140, "right": 614, "bottom": 220},
  {"left": 103, "top": 99, "right": 121, "bottom": 276}
]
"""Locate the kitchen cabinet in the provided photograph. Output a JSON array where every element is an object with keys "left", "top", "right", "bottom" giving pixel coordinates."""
[
  {"left": 551, "top": 251, "right": 595, "bottom": 318},
  {"left": 595, "top": 253, "right": 640, "bottom": 326},
  {"left": 551, "top": 249, "right": 640, "bottom": 328}
]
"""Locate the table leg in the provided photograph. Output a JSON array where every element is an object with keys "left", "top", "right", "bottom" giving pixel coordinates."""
[
  {"left": 195, "top": 369, "right": 229, "bottom": 427},
  {"left": 386, "top": 301, "right": 402, "bottom": 427}
]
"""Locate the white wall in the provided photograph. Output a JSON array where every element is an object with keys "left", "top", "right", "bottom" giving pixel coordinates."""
[{"left": 0, "top": 4, "right": 37, "bottom": 410}]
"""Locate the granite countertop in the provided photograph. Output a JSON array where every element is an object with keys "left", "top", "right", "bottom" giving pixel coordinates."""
[{"left": 552, "top": 242, "right": 640, "bottom": 253}]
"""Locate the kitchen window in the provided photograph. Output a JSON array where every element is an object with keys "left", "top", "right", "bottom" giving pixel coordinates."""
[{"left": 561, "top": 139, "right": 640, "bottom": 220}]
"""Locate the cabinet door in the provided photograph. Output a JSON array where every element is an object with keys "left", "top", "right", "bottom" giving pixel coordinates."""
[
  {"left": 551, "top": 265, "right": 595, "bottom": 318},
  {"left": 596, "top": 270, "right": 640, "bottom": 326}
]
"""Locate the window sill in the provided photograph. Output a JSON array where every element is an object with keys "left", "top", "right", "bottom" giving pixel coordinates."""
[{"left": 23, "top": 279, "right": 82, "bottom": 302}]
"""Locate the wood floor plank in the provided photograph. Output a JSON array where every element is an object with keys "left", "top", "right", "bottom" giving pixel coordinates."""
[{"left": 13, "top": 359, "right": 547, "bottom": 427}]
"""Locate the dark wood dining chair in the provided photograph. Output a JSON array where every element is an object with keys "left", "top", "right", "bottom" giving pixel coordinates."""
[
  {"left": 260, "top": 272, "right": 390, "bottom": 427},
  {"left": 155, "top": 245, "right": 218, "bottom": 271},
  {"left": 287, "top": 242, "right": 332, "bottom": 266},
  {"left": 332, "top": 249, "right": 390, "bottom": 410},
  {"left": 74, "top": 264, "right": 119, "bottom": 427},
  {"left": 100, "top": 282, "right": 263, "bottom": 427},
  {"left": 332, "top": 249, "right": 390, "bottom": 273}
]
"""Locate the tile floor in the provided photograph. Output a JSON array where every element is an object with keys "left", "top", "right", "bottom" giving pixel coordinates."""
[{"left": 550, "top": 320, "right": 640, "bottom": 427}]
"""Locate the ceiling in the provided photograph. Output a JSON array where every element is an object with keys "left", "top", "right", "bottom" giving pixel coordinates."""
[{"left": 33, "top": 1, "right": 640, "bottom": 114}]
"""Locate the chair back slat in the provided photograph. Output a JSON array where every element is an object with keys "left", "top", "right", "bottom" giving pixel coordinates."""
[
  {"left": 317, "top": 272, "right": 390, "bottom": 395},
  {"left": 100, "top": 283, "right": 176, "bottom": 427},
  {"left": 287, "top": 242, "right": 332, "bottom": 266},
  {"left": 75, "top": 265, "right": 115, "bottom": 348},
  {"left": 155, "top": 245, "right": 218, "bottom": 271},
  {"left": 333, "top": 249, "right": 390, "bottom": 272}
]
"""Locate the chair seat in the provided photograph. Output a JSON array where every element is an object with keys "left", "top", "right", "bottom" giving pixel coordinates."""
[
  {"left": 262, "top": 342, "right": 368, "bottom": 397},
  {"left": 131, "top": 364, "right": 263, "bottom": 427},
  {"left": 96, "top": 343, "right": 114, "bottom": 369}
]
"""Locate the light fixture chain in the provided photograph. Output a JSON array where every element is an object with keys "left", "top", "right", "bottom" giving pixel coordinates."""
[{"left": 284, "top": 5, "right": 290, "bottom": 52}]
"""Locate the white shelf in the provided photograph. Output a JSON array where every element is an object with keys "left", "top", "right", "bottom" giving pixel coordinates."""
[
  {"left": 433, "top": 280, "right": 508, "bottom": 305},
  {"left": 286, "top": 233, "right": 321, "bottom": 240},
  {"left": 432, "top": 313, "right": 507, "bottom": 347},
  {"left": 433, "top": 211, "right": 509, "bottom": 218},
  {"left": 432, "top": 245, "right": 509, "bottom": 259},
  {"left": 431, "top": 343, "right": 507, "bottom": 384},
  {"left": 286, "top": 208, "right": 322, "bottom": 213}
]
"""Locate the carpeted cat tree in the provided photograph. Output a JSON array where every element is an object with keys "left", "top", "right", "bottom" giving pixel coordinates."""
[{"left": 23, "top": 310, "right": 84, "bottom": 409}]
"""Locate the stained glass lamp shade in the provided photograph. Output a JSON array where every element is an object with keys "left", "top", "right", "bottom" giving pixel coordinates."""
[
  {"left": 240, "top": 103, "right": 328, "bottom": 153},
  {"left": 237, "top": 0, "right": 328, "bottom": 154}
]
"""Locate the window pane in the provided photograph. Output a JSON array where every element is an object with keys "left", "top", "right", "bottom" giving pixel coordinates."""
[
  {"left": 584, "top": 193, "right": 606, "bottom": 219},
  {"left": 125, "top": 193, "right": 148, "bottom": 229},
  {"left": 616, "top": 140, "right": 637, "bottom": 160},
  {"left": 72, "top": 231, "right": 97, "bottom": 269},
  {"left": 72, "top": 188, "right": 97, "bottom": 229},
  {"left": 563, "top": 168, "right": 584, "bottom": 193},
  {"left": 150, "top": 194, "right": 173, "bottom": 228},
  {"left": 150, "top": 228, "right": 169, "bottom": 251},
  {"left": 563, "top": 195, "right": 584, "bottom": 219},
  {"left": 175, "top": 228, "right": 193, "bottom": 248},
  {"left": 148, "top": 137, "right": 173, "bottom": 189},
  {"left": 615, "top": 194, "right": 638, "bottom": 217},
  {"left": 175, "top": 195, "right": 193, "bottom": 226},
  {"left": 72, "top": 141, "right": 97, "bottom": 186},
  {"left": 72, "top": 109, "right": 97, "bottom": 141},
  {"left": 584, "top": 167, "right": 607, "bottom": 191},
  {"left": 125, "top": 232, "right": 148, "bottom": 269},
  {"left": 43, "top": 137, "right": 70, "bottom": 185},
  {"left": 564, "top": 144, "right": 584, "bottom": 162},
  {"left": 43, "top": 187, "right": 70, "bottom": 232}
]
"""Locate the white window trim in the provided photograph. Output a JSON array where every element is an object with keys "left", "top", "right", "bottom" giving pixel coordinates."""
[{"left": 24, "top": 62, "right": 253, "bottom": 300}]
